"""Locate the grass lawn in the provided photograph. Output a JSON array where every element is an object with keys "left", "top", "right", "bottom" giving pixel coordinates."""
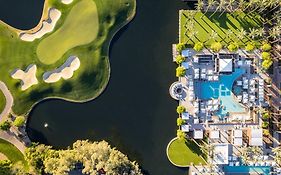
[
  {"left": 0, "top": 138, "right": 28, "bottom": 169},
  {"left": 0, "top": 0, "right": 136, "bottom": 115},
  {"left": 180, "top": 10, "right": 263, "bottom": 47},
  {"left": 167, "top": 138, "right": 206, "bottom": 167},
  {"left": 0, "top": 91, "right": 5, "bottom": 114},
  {"left": 37, "top": 0, "right": 99, "bottom": 65}
]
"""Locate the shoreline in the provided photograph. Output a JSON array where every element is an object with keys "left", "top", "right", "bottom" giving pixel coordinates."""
[{"left": 0, "top": 0, "right": 50, "bottom": 34}]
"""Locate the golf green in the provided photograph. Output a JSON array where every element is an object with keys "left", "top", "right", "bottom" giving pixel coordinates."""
[{"left": 37, "top": 0, "right": 99, "bottom": 65}]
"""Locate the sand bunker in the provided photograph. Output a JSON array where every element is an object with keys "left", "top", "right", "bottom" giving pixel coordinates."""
[
  {"left": 43, "top": 56, "right": 80, "bottom": 83},
  {"left": 20, "top": 8, "right": 61, "bottom": 42},
  {"left": 61, "top": 0, "right": 73, "bottom": 4},
  {"left": 11, "top": 65, "right": 38, "bottom": 91}
]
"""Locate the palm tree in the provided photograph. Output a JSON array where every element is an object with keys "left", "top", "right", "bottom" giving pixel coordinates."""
[
  {"left": 248, "top": 28, "right": 258, "bottom": 40},
  {"left": 203, "top": 0, "right": 216, "bottom": 17},
  {"left": 196, "top": 0, "right": 204, "bottom": 12},
  {"left": 268, "top": 26, "right": 281, "bottom": 43},
  {"left": 225, "top": 29, "right": 234, "bottom": 43},
  {"left": 187, "top": 30, "right": 199, "bottom": 42},
  {"left": 256, "top": 28, "right": 265, "bottom": 40},
  {"left": 177, "top": 129, "right": 186, "bottom": 141},
  {"left": 272, "top": 146, "right": 281, "bottom": 165},
  {"left": 209, "top": 30, "right": 218, "bottom": 42},
  {"left": 240, "top": 147, "right": 250, "bottom": 164},
  {"left": 210, "top": 0, "right": 220, "bottom": 18},
  {"left": 218, "top": 0, "right": 229, "bottom": 17},
  {"left": 237, "top": 29, "right": 247, "bottom": 43},
  {"left": 250, "top": 146, "right": 263, "bottom": 162}
]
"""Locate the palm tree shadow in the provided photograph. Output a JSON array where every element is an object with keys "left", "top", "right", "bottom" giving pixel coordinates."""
[{"left": 185, "top": 140, "right": 204, "bottom": 157}]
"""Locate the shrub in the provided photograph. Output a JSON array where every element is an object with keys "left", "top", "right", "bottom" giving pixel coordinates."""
[
  {"left": 175, "top": 55, "right": 185, "bottom": 64},
  {"left": 176, "top": 43, "right": 186, "bottom": 53},
  {"left": 262, "top": 59, "right": 273, "bottom": 70},
  {"left": 261, "top": 52, "right": 271, "bottom": 60},
  {"left": 245, "top": 43, "right": 255, "bottom": 52},
  {"left": 263, "top": 129, "right": 270, "bottom": 136},
  {"left": 176, "top": 105, "right": 186, "bottom": 114},
  {"left": 176, "top": 66, "right": 186, "bottom": 77},
  {"left": 13, "top": 116, "right": 25, "bottom": 127},
  {"left": 261, "top": 43, "right": 272, "bottom": 51},
  {"left": 227, "top": 42, "right": 239, "bottom": 52},
  {"left": 177, "top": 129, "right": 186, "bottom": 141},
  {"left": 262, "top": 121, "right": 269, "bottom": 129},
  {"left": 0, "top": 121, "right": 11, "bottom": 131},
  {"left": 262, "top": 112, "right": 270, "bottom": 120},
  {"left": 177, "top": 118, "right": 185, "bottom": 126},
  {"left": 193, "top": 42, "right": 204, "bottom": 52},
  {"left": 210, "top": 42, "right": 222, "bottom": 52}
]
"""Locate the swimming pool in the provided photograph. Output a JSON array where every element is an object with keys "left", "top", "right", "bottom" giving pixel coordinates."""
[
  {"left": 224, "top": 166, "right": 271, "bottom": 175},
  {"left": 195, "top": 68, "right": 246, "bottom": 117}
]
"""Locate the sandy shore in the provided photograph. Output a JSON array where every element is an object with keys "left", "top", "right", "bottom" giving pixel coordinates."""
[
  {"left": 11, "top": 64, "right": 38, "bottom": 91},
  {"left": 20, "top": 8, "right": 61, "bottom": 42},
  {"left": 43, "top": 56, "right": 80, "bottom": 83}
]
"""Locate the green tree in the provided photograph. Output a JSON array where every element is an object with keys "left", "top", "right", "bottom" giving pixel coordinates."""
[
  {"left": 245, "top": 42, "right": 255, "bottom": 52},
  {"left": 176, "top": 129, "right": 186, "bottom": 141},
  {"left": 261, "top": 52, "right": 271, "bottom": 59},
  {"left": 176, "top": 105, "right": 186, "bottom": 114},
  {"left": 176, "top": 43, "right": 186, "bottom": 53},
  {"left": 262, "top": 59, "right": 273, "bottom": 70},
  {"left": 261, "top": 43, "right": 272, "bottom": 51},
  {"left": 193, "top": 42, "right": 204, "bottom": 52},
  {"left": 0, "top": 121, "right": 11, "bottom": 131},
  {"left": 13, "top": 116, "right": 25, "bottom": 127},
  {"left": 210, "top": 42, "right": 223, "bottom": 52},
  {"left": 227, "top": 42, "right": 239, "bottom": 52},
  {"left": 262, "top": 112, "right": 270, "bottom": 120},
  {"left": 262, "top": 121, "right": 269, "bottom": 128},
  {"left": 175, "top": 55, "right": 185, "bottom": 65},
  {"left": 176, "top": 66, "right": 186, "bottom": 77},
  {"left": 177, "top": 118, "right": 185, "bottom": 126},
  {"left": 0, "top": 160, "right": 12, "bottom": 175}
]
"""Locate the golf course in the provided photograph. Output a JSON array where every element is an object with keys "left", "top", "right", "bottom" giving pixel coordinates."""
[{"left": 0, "top": 0, "right": 136, "bottom": 115}]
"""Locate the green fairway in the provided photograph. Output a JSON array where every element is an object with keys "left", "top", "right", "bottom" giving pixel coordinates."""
[
  {"left": 180, "top": 11, "right": 263, "bottom": 47},
  {"left": 37, "top": 0, "right": 99, "bottom": 65},
  {"left": 0, "top": 0, "right": 136, "bottom": 115},
  {"left": 0, "top": 91, "right": 5, "bottom": 114},
  {"left": 167, "top": 138, "right": 206, "bottom": 167},
  {"left": 0, "top": 139, "right": 27, "bottom": 168}
]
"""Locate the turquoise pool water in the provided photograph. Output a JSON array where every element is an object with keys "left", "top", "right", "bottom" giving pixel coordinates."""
[
  {"left": 195, "top": 68, "right": 246, "bottom": 117},
  {"left": 224, "top": 166, "right": 271, "bottom": 175}
]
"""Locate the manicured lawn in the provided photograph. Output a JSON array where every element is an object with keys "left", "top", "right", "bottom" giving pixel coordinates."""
[
  {"left": 180, "top": 11, "right": 263, "bottom": 47},
  {"left": 0, "top": 139, "right": 28, "bottom": 168},
  {"left": 0, "top": 0, "right": 136, "bottom": 115},
  {"left": 167, "top": 138, "right": 206, "bottom": 167},
  {"left": 0, "top": 91, "right": 5, "bottom": 114},
  {"left": 37, "top": 0, "right": 99, "bottom": 65}
]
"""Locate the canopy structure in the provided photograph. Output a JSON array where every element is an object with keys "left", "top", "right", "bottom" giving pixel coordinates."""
[
  {"left": 193, "top": 129, "right": 203, "bottom": 139},
  {"left": 213, "top": 143, "right": 230, "bottom": 165},
  {"left": 249, "top": 128, "right": 263, "bottom": 146},
  {"left": 210, "top": 130, "right": 220, "bottom": 139},
  {"left": 219, "top": 58, "right": 233, "bottom": 73}
]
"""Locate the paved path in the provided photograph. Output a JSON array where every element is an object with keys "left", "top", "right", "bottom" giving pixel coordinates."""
[
  {"left": 0, "top": 131, "right": 26, "bottom": 153},
  {"left": 0, "top": 81, "right": 13, "bottom": 121}
]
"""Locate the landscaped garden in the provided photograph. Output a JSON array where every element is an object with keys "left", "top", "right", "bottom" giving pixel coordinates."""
[
  {"left": 180, "top": 11, "right": 263, "bottom": 47},
  {"left": 0, "top": 0, "right": 136, "bottom": 115},
  {"left": 167, "top": 138, "right": 206, "bottom": 167},
  {"left": 0, "top": 138, "right": 27, "bottom": 169}
]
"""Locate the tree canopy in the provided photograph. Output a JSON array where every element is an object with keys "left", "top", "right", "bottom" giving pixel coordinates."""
[
  {"left": 175, "top": 55, "right": 185, "bottom": 64},
  {"left": 176, "top": 66, "right": 186, "bottom": 77},
  {"left": 25, "top": 140, "right": 142, "bottom": 175},
  {"left": 210, "top": 42, "right": 222, "bottom": 52},
  {"left": 245, "top": 42, "right": 255, "bottom": 52},
  {"left": 227, "top": 42, "right": 239, "bottom": 52},
  {"left": 193, "top": 42, "right": 204, "bottom": 52},
  {"left": 176, "top": 105, "right": 186, "bottom": 114},
  {"left": 13, "top": 116, "right": 25, "bottom": 127}
]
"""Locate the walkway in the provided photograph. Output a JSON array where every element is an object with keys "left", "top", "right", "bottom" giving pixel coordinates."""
[
  {"left": 0, "top": 81, "right": 13, "bottom": 122},
  {"left": 0, "top": 131, "right": 26, "bottom": 153}
]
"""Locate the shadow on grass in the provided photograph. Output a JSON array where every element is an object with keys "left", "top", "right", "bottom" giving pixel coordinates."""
[{"left": 185, "top": 140, "right": 204, "bottom": 157}]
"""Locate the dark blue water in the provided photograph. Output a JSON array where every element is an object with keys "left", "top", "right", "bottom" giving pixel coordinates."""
[{"left": 0, "top": 0, "right": 195, "bottom": 174}]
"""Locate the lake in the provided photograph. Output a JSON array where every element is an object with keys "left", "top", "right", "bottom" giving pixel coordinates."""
[{"left": 0, "top": 0, "right": 194, "bottom": 174}]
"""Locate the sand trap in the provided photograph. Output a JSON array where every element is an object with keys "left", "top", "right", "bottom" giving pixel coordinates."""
[
  {"left": 11, "top": 64, "right": 38, "bottom": 91},
  {"left": 20, "top": 8, "right": 61, "bottom": 42},
  {"left": 61, "top": 0, "right": 73, "bottom": 4},
  {"left": 0, "top": 153, "right": 8, "bottom": 161},
  {"left": 43, "top": 56, "right": 80, "bottom": 83}
]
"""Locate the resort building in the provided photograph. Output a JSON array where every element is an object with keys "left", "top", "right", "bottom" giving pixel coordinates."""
[{"left": 170, "top": 48, "right": 279, "bottom": 174}]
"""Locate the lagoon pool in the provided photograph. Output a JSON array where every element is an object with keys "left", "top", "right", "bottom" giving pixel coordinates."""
[
  {"left": 195, "top": 68, "right": 246, "bottom": 117},
  {"left": 224, "top": 166, "right": 271, "bottom": 175}
]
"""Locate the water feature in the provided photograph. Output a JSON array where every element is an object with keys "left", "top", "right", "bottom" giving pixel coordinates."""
[{"left": 0, "top": 0, "right": 194, "bottom": 174}]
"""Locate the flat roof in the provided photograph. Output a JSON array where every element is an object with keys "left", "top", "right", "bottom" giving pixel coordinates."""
[
  {"left": 219, "top": 58, "right": 233, "bottom": 72},
  {"left": 213, "top": 143, "right": 229, "bottom": 165},
  {"left": 210, "top": 130, "right": 220, "bottom": 139},
  {"left": 193, "top": 129, "right": 203, "bottom": 139}
]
